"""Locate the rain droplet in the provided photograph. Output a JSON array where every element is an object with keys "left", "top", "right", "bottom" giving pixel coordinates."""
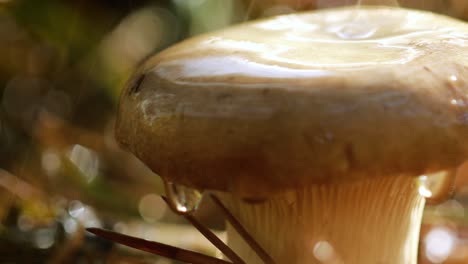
[{"left": 164, "top": 180, "right": 203, "bottom": 214}]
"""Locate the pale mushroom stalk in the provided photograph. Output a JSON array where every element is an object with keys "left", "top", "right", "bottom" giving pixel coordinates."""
[
  {"left": 115, "top": 6, "right": 468, "bottom": 264},
  {"left": 219, "top": 175, "right": 425, "bottom": 263}
]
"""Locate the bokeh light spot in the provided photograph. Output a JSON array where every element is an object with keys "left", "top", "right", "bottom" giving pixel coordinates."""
[
  {"left": 138, "top": 193, "right": 167, "bottom": 223},
  {"left": 425, "top": 227, "right": 457, "bottom": 263},
  {"left": 34, "top": 227, "right": 55, "bottom": 249},
  {"left": 67, "top": 144, "right": 100, "bottom": 183},
  {"left": 41, "top": 149, "right": 61, "bottom": 176}
]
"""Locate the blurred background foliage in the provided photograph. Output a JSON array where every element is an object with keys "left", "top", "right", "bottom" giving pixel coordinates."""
[{"left": 0, "top": 0, "right": 468, "bottom": 263}]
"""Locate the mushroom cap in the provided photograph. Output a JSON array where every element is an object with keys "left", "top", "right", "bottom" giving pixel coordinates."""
[{"left": 116, "top": 6, "right": 468, "bottom": 197}]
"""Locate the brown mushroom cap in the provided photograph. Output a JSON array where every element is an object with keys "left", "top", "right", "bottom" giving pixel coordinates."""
[{"left": 116, "top": 6, "right": 468, "bottom": 197}]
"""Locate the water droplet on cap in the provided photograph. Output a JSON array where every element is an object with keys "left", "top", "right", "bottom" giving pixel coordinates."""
[{"left": 164, "top": 181, "right": 203, "bottom": 214}]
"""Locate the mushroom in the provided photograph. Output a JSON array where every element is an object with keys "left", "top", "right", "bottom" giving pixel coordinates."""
[
  {"left": 243, "top": 0, "right": 468, "bottom": 21},
  {"left": 115, "top": 6, "right": 468, "bottom": 264}
]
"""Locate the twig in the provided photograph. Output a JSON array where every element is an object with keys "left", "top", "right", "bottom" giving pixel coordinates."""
[
  {"left": 161, "top": 196, "right": 245, "bottom": 264},
  {"left": 86, "top": 228, "right": 231, "bottom": 264},
  {"left": 210, "top": 194, "right": 276, "bottom": 264}
]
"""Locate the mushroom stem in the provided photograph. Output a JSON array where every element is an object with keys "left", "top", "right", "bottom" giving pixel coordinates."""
[{"left": 219, "top": 175, "right": 425, "bottom": 264}]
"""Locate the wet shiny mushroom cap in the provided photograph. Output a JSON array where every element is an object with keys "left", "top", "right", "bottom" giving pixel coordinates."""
[{"left": 116, "top": 6, "right": 468, "bottom": 198}]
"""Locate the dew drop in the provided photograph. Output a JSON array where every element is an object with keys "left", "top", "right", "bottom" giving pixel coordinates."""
[{"left": 164, "top": 181, "right": 203, "bottom": 214}]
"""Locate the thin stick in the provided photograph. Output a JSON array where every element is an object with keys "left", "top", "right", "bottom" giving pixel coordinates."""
[
  {"left": 86, "top": 228, "right": 231, "bottom": 264},
  {"left": 210, "top": 194, "right": 276, "bottom": 264},
  {"left": 161, "top": 196, "right": 245, "bottom": 264}
]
